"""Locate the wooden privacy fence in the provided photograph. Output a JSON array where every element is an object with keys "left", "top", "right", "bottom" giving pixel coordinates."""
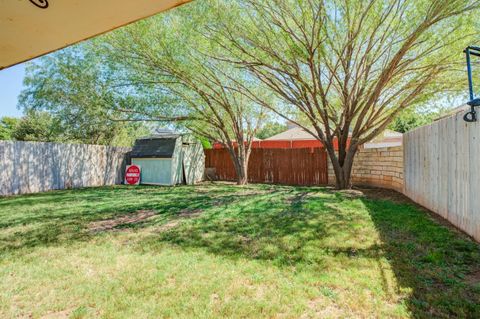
[
  {"left": 205, "top": 148, "right": 328, "bottom": 185},
  {"left": 0, "top": 141, "right": 130, "bottom": 196},
  {"left": 404, "top": 110, "right": 480, "bottom": 241}
]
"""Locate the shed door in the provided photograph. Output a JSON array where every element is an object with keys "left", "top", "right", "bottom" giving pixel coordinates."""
[
  {"left": 182, "top": 143, "right": 205, "bottom": 185},
  {"left": 132, "top": 158, "right": 172, "bottom": 185}
]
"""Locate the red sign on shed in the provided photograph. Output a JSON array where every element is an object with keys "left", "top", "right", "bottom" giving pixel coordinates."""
[{"left": 125, "top": 165, "right": 141, "bottom": 185}]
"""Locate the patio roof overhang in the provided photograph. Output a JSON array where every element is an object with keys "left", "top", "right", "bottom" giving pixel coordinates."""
[{"left": 0, "top": 0, "right": 192, "bottom": 70}]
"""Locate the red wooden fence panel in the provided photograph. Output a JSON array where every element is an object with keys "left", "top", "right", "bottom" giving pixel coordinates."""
[{"left": 205, "top": 148, "right": 328, "bottom": 185}]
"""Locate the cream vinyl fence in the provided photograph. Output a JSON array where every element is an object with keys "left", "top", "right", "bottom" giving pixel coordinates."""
[
  {"left": 404, "top": 110, "right": 480, "bottom": 241},
  {"left": 0, "top": 141, "right": 130, "bottom": 196}
]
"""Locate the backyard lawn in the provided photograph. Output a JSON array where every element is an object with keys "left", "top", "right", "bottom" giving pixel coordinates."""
[{"left": 0, "top": 184, "right": 479, "bottom": 318}]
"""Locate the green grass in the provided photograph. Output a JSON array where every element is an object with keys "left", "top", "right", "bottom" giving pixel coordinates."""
[{"left": 0, "top": 183, "right": 479, "bottom": 318}]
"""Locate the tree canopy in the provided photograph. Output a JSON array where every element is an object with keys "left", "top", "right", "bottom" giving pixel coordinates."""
[
  {"left": 15, "top": 0, "right": 480, "bottom": 187},
  {"left": 211, "top": 0, "right": 480, "bottom": 188},
  {"left": 90, "top": 0, "right": 270, "bottom": 184},
  {"left": 18, "top": 46, "right": 150, "bottom": 146}
]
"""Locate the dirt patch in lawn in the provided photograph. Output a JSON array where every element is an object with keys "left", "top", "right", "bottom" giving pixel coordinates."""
[
  {"left": 155, "top": 208, "right": 204, "bottom": 233},
  {"left": 178, "top": 208, "right": 203, "bottom": 218},
  {"left": 206, "top": 189, "right": 276, "bottom": 207},
  {"left": 236, "top": 188, "right": 277, "bottom": 196},
  {"left": 355, "top": 187, "right": 408, "bottom": 203},
  {"left": 40, "top": 308, "right": 74, "bottom": 319},
  {"left": 465, "top": 270, "right": 480, "bottom": 285},
  {"left": 88, "top": 210, "right": 156, "bottom": 232},
  {"left": 337, "top": 189, "right": 365, "bottom": 199}
]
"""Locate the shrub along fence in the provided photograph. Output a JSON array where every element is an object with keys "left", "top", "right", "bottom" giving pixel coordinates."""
[
  {"left": 205, "top": 148, "right": 328, "bottom": 185},
  {"left": 0, "top": 141, "right": 129, "bottom": 196}
]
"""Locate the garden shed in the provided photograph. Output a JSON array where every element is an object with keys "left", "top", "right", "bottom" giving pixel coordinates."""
[{"left": 129, "top": 134, "right": 204, "bottom": 185}]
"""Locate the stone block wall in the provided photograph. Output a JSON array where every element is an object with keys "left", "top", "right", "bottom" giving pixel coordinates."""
[{"left": 328, "top": 146, "right": 404, "bottom": 192}]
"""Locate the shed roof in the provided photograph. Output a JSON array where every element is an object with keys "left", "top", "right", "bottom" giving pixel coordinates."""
[{"left": 130, "top": 137, "right": 178, "bottom": 158}]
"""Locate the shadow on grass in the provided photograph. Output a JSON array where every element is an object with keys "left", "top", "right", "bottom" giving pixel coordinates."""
[
  {"left": 0, "top": 185, "right": 242, "bottom": 253},
  {"left": 1, "top": 184, "right": 480, "bottom": 317},
  {"left": 0, "top": 184, "right": 295, "bottom": 254},
  {"left": 361, "top": 196, "right": 480, "bottom": 318},
  {"left": 137, "top": 187, "right": 480, "bottom": 317},
  {"left": 138, "top": 188, "right": 345, "bottom": 269}
]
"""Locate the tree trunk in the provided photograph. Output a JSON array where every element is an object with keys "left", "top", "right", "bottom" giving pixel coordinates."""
[
  {"left": 235, "top": 160, "right": 248, "bottom": 185},
  {"left": 326, "top": 144, "right": 358, "bottom": 190},
  {"left": 226, "top": 144, "right": 250, "bottom": 186}
]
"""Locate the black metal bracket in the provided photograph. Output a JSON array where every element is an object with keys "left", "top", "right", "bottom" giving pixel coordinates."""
[
  {"left": 29, "top": 0, "right": 49, "bottom": 9},
  {"left": 464, "top": 46, "right": 480, "bottom": 122}
]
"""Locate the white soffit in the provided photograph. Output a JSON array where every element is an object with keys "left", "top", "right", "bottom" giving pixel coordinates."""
[{"left": 0, "top": 0, "right": 191, "bottom": 69}]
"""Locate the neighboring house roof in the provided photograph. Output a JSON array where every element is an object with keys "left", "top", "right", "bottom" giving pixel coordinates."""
[
  {"left": 265, "top": 126, "right": 317, "bottom": 141},
  {"left": 265, "top": 123, "right": 402, "bottom": 149},
  {"left": 364, "top": 129, "right": 403, "bottom": 149},
  {"left": 130, "top": 136, "right": 179, "bottom": 158}
]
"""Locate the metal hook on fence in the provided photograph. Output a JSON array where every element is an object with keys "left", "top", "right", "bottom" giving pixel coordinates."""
[
  {"left": 464, "top": 109, "right": 477, "bottom": 122},
  {"left": 464, "top": 46, "right": 480, "bottom": 122}
]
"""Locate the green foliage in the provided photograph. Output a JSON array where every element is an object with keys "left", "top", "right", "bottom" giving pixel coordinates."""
[
  {"left": 108, "top": 123, "right": 151, "bottom": 147},
  {"left": 389, "top": 107, "right": 448, "bottom": 133},
  {"left": 90, "top": 1, "right": 271, "bottom": 183},
  {"left": 0, "top": 184, "right": 479, "bottom": 317},
  {"left": 197, "top": 136, "right": 213, "bottom": 149},
  {"left": 93, "top": 0, "right": 269, "bottom": 143},
  {"left": 256, "top": 122, "right": 287, "bottom": 139},
  {"left": 18, "top": 46, "right": 151, "bottom": 146},
  {"left": 210, "top": 0, "right": 480, "bottom": 188},
  {"left": 0, "top": 117, "right": 19, "bottom": 140},
  {"left": 11, "top": 110, "right": 62, "bottom": 142}
]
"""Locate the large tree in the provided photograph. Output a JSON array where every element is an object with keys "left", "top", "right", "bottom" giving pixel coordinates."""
[
  {"left": 18, "top": 46, "right": 150, "bottom": 146},
  {"left": 212, "top": 0, "right": 479, "bottom": 189},
  {"left": 97, "top": 1, "right": 268, "bottom": 184}
]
